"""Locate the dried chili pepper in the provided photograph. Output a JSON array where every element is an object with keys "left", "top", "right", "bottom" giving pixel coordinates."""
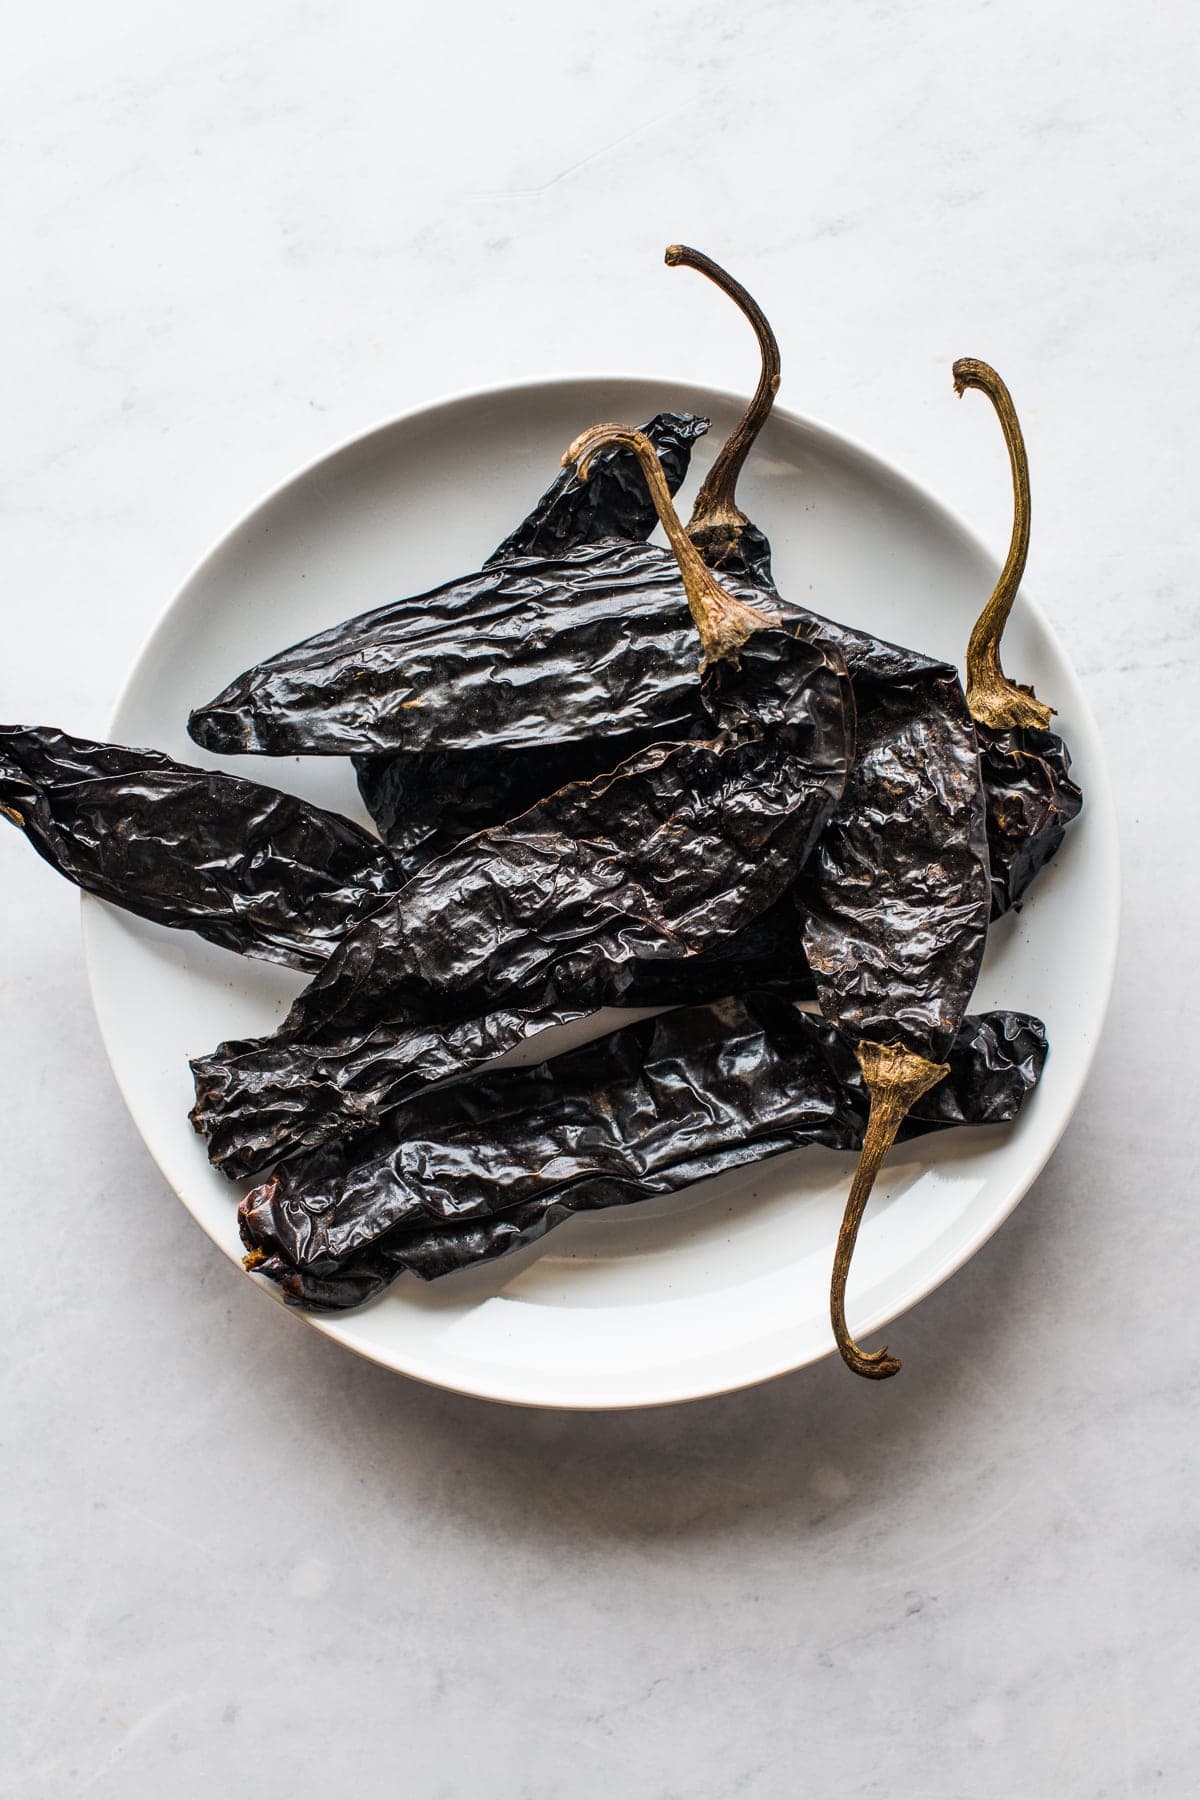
[
  {"left": 190, "top": 533, "right": 703, "bottom": 758},
  {"left": 796, "top": 621, "right": 993, "bottom": 1381},
  {"left": 0, "top": 725, "right": 399, "bottom": 970},
  {"left": 187, "top": 413, "right": 710, "bottom": 759},
  {"left": 188, "top": 249, "right": 781, "bottom": 764},
  {"left": 953, "top": 358, "right": 1082, "bottom": 917},
  {"left": 237, "top": 995, "right": 1047, "bottom": 1311},
  {"left": 189, "top": 427, "right": 854, "bottom": 1180}
]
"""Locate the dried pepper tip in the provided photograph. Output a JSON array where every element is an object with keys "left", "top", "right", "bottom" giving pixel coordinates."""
[
  {"left": 242, "top": 1247, "right": 267, "bottom": 1272},
  {"left": 830, "top": 1041, "right": 950, "bottom": 1380},
  {"left": 664, "top": 244, "right": 781, "bottom": 559},
  {"left": 0, "top": 803, "right": 25, "bottom": 827},
  {"left": 953, "top": 358, "right": 1054, "bottom": 734},
  {"left": 564, "top": 422, "right": 779, "bottom": 668}
]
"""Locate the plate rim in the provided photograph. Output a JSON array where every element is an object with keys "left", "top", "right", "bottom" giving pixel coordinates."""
[{"left": 83, "top": 370, "right": 1120, "bottom": 1410}]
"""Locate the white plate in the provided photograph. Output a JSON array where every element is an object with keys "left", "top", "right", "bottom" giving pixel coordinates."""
[{"left": 84, "top": 375, "right": 1118, "bottom": 1409}]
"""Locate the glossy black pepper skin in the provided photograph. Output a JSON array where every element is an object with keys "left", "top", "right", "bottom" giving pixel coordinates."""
[{"left": 798, "top": 662, "right": 992, "bottom": 1062}]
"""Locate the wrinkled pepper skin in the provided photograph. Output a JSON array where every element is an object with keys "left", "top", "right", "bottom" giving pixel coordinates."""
[
  {"left": 192, "top": 254, "right": 774, "bottom": 765},
  {"left": 190, "top": 624, "right": 855, "bottom": 1180},
  {"left": 796, "top": 643, "right": 992, "bottom": 1377},
  {"left": 238, "top": 996, "right": 1048, "bottom": 1311},
  {"left": 351, "top": 413, "right": 711, "bottom": 864},
  {"left": 0, "top": 725, "right": 400, "bottom": 970},
  {"left": 798, "top": 665, "right": 992, "bottom": 1059},
  {"left": 192, "top": 537, "right": 728, "bottom": 759}
]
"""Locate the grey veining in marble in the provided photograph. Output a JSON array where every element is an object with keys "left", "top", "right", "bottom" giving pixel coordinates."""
[{"left": 1, "top": 2, "right": 1195, "bottom": 1796}]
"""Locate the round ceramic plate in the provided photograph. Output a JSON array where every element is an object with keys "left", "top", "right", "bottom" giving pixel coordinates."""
[{"left": 84, "top": 375, "right": 1118, "bottom": 1409}]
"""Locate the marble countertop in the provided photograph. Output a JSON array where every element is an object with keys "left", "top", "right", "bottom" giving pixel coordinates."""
[{"left": 1, "top": 4, "right": 1192, "bottom": 1795}]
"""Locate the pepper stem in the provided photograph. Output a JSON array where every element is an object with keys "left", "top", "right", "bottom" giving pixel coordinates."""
[
  {"left": 665, "top": 245, "right": 781, "bottom": 563},
  {"left": 954, "top": 358, "right": 1053, "bottom": 733},
  {"left": 243, "top": 1247, "right": 267, "bottom": 1271},
  {"left": 0, "top": 803, "right": 25, "bottom": 827},
  {"left": 831, "top": 1040, "right": 949, "bottom": 1379},
  {"left": 564, "top": 423, "right": 780, "bottom": 667}
]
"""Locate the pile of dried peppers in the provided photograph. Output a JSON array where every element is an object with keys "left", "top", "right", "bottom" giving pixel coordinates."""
[{"left": 1, "top": 247, "right": 1082, "bottom": 1379}]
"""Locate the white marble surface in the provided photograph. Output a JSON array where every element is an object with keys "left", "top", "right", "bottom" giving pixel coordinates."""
[{"left": 0, "top": 3, "right": 1192, "bottom": 1794}]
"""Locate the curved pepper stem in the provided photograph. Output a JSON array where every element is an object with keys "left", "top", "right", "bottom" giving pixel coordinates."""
[
  {"left": 564, "top": 423, "right": 780, "bottom": 668},
  {"left": 665, "top": 245, "right": 781, "bottom": 562},
  {"left": 830, "top": 1040, "right": 950, "bottom": 1379},
  {"left": 954, "top": 358, "right": 1053, "bottom": 733}
]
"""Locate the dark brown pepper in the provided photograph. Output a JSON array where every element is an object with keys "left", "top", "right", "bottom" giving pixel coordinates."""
[
  {"left": 188, "top": 249, "right": 781, "bottom": 763},
  {"left": 795, "top": 622, "right": 992, "bottom": 1379}
]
